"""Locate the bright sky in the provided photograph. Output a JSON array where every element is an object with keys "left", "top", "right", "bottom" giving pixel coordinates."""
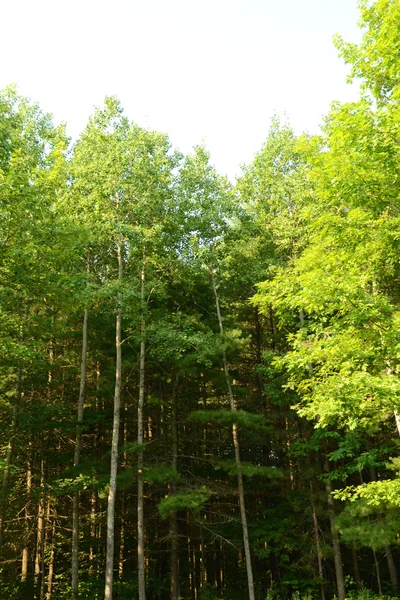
[{"left": 1, "top": 0, "right": 361, "bottom": 180}]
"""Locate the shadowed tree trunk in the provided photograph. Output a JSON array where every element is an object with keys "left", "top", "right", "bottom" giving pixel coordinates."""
[
  {"left": 72, "top": 307, "right": 88, "bottom": 600},
  {"left": 170, "top": 375, "right": 180, "bottom": 600},
  {"left": 351, "top": 544, "right": 362, "bottom": 590},
  {"left": 373, "top": 549, "right": 383, "bottom": 595},
  {"left": 209, "top": 265, "right": 255, "bottom": 600},
  {"left": 324, "top": 463, "right": 345, "bottom": 600},
  {"left": 385, "top": 546, "right": 398, "bottom": 595},
  {"left": 34, "top": 457, "right": 46, "bottom": 600},
  {"left": 46, "top": 507, "right": 56, "bottom": 600},
  {"left": 138, "top": 248, "right": 146, "bottom": 600},
  {"left": 21, "top": 453, "right": 32, "bottom": 584},
  {"left": 310, "top": 481, "right": 326, "bottom": 600},
  {"left": 104, "top": 242, "right": 123, "bottom": 600}
]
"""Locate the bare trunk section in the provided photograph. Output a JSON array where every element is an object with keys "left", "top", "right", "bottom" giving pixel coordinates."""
[
  {"left": 46, "top": 507, "right": 56, "bottom": 600},
  {"left": 138, "top": 248, "right": 146, "bottom": 600},
  {"left": 385, "top": 546, "right": 398, "bottom": 595},
  {"left": 104, "top": 243, "right": 123, "bottom": 600},
  {"left": 21, "top": 452, "right": 32, "bottom": 583},
  {"left": 72, "top": 307, "right": 88, "bottom": 600},
  {"left": 170, "top": 375, "right": 180, "bottom": 600},
  {"left": 34, "top": 458, "right": 46, "bottom": 600},
  {"left": 254, "top": 307, "right": 264, "bottom": 409},
  {"left": 309, "top": 481, "right": 325, "bottom": 600},
  {"left": 351, "top": 544, "right": 362, "bottom": 590},
  {"left": 394, "top": 410, "right": 400, "bottom": 437},
  {"left": 324, "top": 464, "right": 345, "bottom": 600},
  {"left": 209, "top": 266, "right": 255, "bottom": 600},
  {"left": 118, "top": 402, "right": 127, "bottom": 579},
  {"left": 89, "top": 489, "right": 97, "bottom": 576},
  {"left": 90, "top": 362, "right": 101, "bottom": 577},
  {"left": 118, "top": 495, "right": 125, "bottom": 578},
  {"left": 373, "top": 549, "right": 383, "bottom": 595}
]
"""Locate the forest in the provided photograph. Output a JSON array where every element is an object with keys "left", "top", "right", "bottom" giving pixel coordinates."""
[{"left": 1, "top": 1, "right": 400, "bottom": 599}]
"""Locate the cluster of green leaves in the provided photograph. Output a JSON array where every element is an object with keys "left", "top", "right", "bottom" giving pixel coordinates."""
[{"left": 250, "top": 0, "right": 400, "bottom": 570}]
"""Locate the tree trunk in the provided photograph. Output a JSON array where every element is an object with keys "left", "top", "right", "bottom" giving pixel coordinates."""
[
  {"left": 46, "top": 508, "right": 56, "bottom": 600},
  {"left": 21, "top": 453, "right": 32, "bottom": 583},
  {"left": 324, "top": 464, "right": 345, "bottom": 600},
  {"left": 104, "top": 243, "right": 123, "bottom": 600},
  {"left": 118, "top": 495, "right": 125, "bottom": 578},
  {"left": 351, "top": 544, "right": 362, "bottom": 590},
  {"left": 209, "top": 265, "right": 255, "bottom": 600},
  {"left": 138, "top": 248, "right": 146, "bottom": 600},
  {"left": 170, "top": 375, "right": 180, "bottom": 600},
  {"left": 72, "top": 307, "right": 88, "bottom": 600},
  {"left": 254, "top": 307, "right": 264, "bottom": 409},
  {"left": 118, "top": 400, "right": 127, "bottom": 580},
  {"left": 34, "top": 458, "right": 46, "bottom": 600},
  {"left": 373, "top": 549, "right": 383, "bottom": 595},
  {"left": 90, "top": 362, "right": 101, "bottom": 577},
  {"left": 394, "top": 410, "right": 400, "bottom": 437},
  {"left": 385, "top": 546, "right": 398, "bottom": 595},
  {"left": 309, "top": 481, "right": 326, "bottom": 600}
]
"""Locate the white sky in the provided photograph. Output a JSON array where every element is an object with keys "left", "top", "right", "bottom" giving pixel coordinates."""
[{"left": 1, "top": 0, "right": 362, "bottom": 180}]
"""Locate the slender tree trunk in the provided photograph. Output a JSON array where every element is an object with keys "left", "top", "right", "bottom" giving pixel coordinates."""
[
  {"left": 21, "top": 453, "right": 32, "bottom": 583},
  {"left": 351, "top": 544, "right": 362, "bottom": 590},
  {"left": 324, "top": 464, "right": 345, "bottom": 600},
  {"left": 118, "top": 495, "right": 125, "bottom": 578},
  {"left": 34, "top": 458, "right": 46, "bottom": 600},
  {"left": 90, "top": 362, "right": 101, "bottom": 577},
  {"left": 309, "top": 481, "right": 326, "bottom": 600},
  {"left": 104, "top": 243, "right": 123, "bottom": 600},
  {"left": 394, "top": 410, "right": 400, "bottom": 437},
  {"left": 118, "top": 400, "right": 128, "bottom": 579},
  {"left": 46, "top": 508, "right": 56, "bottom": 600},
  {"left": 254, "top": 307, "right": 264, "bottom": 409},
  {"left": 385, "top": 546, "right": 398, "bottom": 595},
  {"left": 373, "top": 549, "right": 383, "bottom": 595},
  {"left": 193, "top": 541, "right": 198, "bottom": 600},
  {"left": 72, "top": 307, "right": 88, "bottom": 600},
  {"left": 170, "top": 375, "right": 180, "bottom": 600},
  {"left": 209, "top": 265, "right": 255, "bottom": 600},
  {"left": 187, "top": 525, "right": 195, "bottom": 599},
  {"left": 200, "top": 532, "right": 206, "bottom": 588},
  {"left": 138, "top": 248, "right": 146, "bottom": 600},
  {"left": 89, "top": 489, "right": 97, "bottom": 576}
]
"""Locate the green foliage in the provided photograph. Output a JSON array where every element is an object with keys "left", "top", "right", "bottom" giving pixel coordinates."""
[
  {"left": 143, "top": 463, "right": 180, "bottom": 485},
  {"left": 190, "top": 409, "right": 271, "bottom": 433},
  {"left": 158, "top": 486, "right": 211, "bottom": 519},
  {"left": 198, "top": 583, "right": 222, "bottom": 600},
  {"left": 215, "top": 459, "right": 281, "bottom": 479},
  {"left": 344, "top": 591, "right": 397, "bottom": 600},
  {"left": 335, "top": 0, "right": 400, "bottom": 104},
  {"left": 3, "top": 3, "right": 400, "bottom": 598}
]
